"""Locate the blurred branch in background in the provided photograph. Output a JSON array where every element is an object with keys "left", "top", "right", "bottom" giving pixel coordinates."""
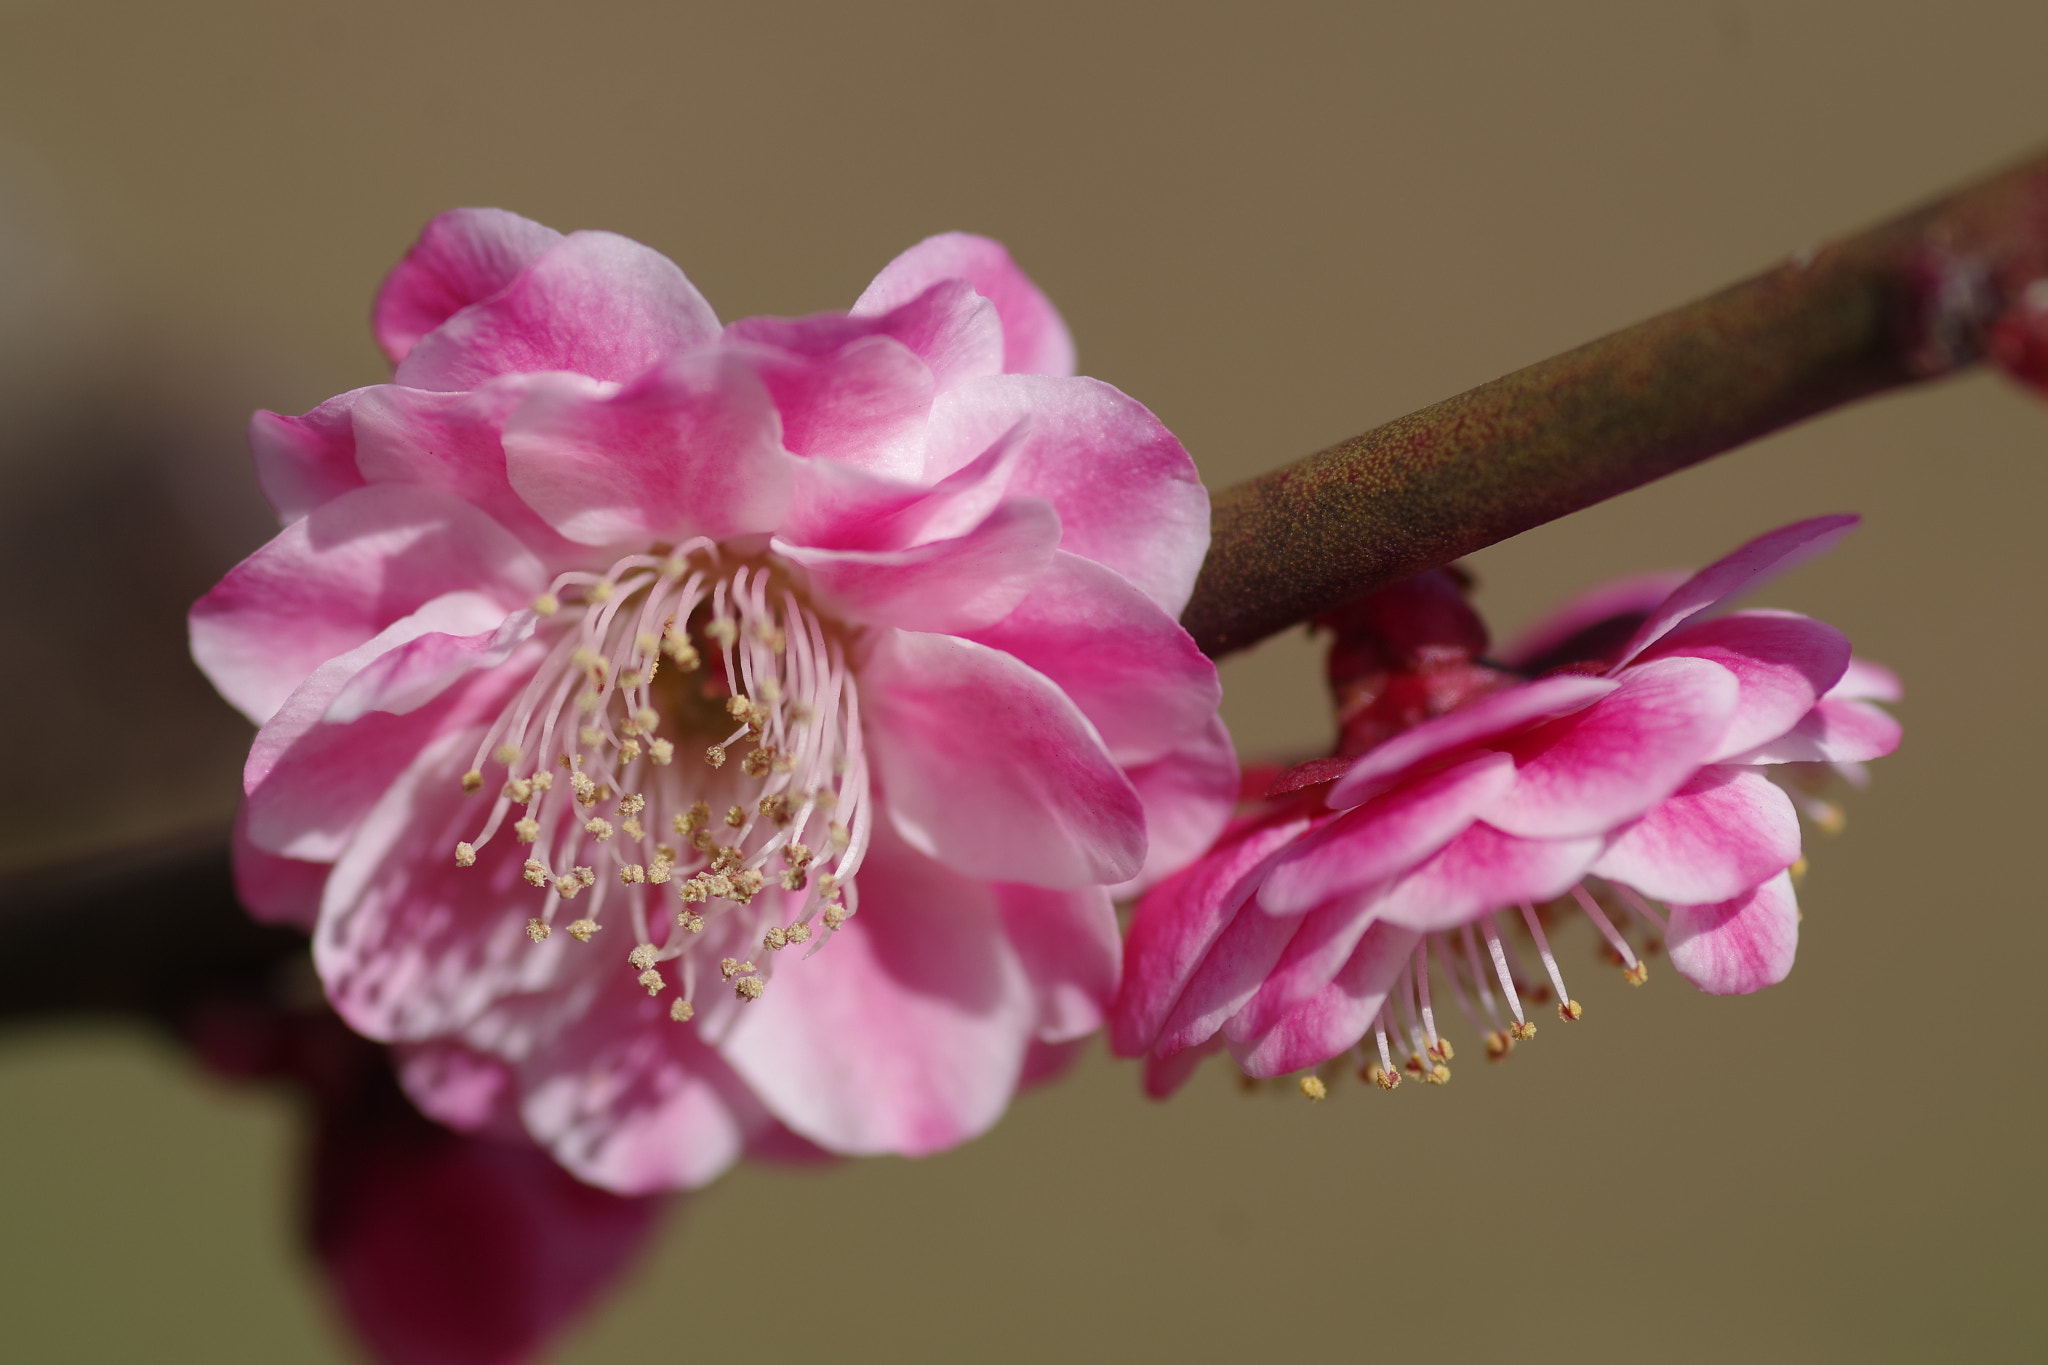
[{"left": 1183, "top": 147, "right": 2048, "bottom": 657}]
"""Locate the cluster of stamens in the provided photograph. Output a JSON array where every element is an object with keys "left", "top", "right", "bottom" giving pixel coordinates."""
[{"left": 452, "top": 541, "right": 872, "bottom": 1025}]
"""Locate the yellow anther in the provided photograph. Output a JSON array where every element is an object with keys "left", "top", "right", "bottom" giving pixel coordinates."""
[
  {"left": 585, "top": 817, "right": 615, "bottom": 841},
  {"left": 493, "top": 742, "right": 522, "bottom": 767},
  {"left": 758, "top": 793, "right": 789, "bottom": 822},
  {"left": 679, "top": 877, "right": 710, "bottom": 904},
  {"left": 659, "top": 553, "right": 687, "bottom": 579},
  {"left": 618, "top": 738, "right": 642, "bottom": 762},
  {"left": 669, "top": 998, "right": 695, "bottom": 1023},
  {"left": 454, "top": 842, "right": 477, "bottom": 868},
  {"left": 619, "top": 864, "right": 646, "bottom": 885},
  {"left": 763, "top": 927, "right": 789, "bottom": 951},
  {"left": 628, "top": 943, "right": 659, "bottom": 970},
  {"left": 649, "top": 739, "right": 675, "bottom": 764},
  {"left": 1510, "top": 1020, "right": 1538, "bottom": 1041},
  {"left": 1367, "top": 1065, "right": 1400, "bottom": 1091},
  {"left": 633, "top": 707, "right": 659, "bottom": 734},
  {"left": 1424, "top": 1064, "right": 1451, "bottom": 1085},
  {"left": 637, "top": 969, "right": 665, "bottom": 996},
  {"left": 814, "top": 874, "right": 838, "bottom": 901},
  {"left": 1427, "top": 1038, "right": 1455, "bottom": 1063},
  {"left": 514, "top": 818, "right": 539, "bottom": 844},
  {"left": 1623, "top": 961, "right": 1650, "bottom": 986},
  {"left": 691, "top": 828, "right": 717, "bottom": 853},
  {"left": 786, "top": 921, "right": 812, "bottom": 945},
  {"left": 618, "top": 793, "right": 645, "bottom": 816},
  {"left": 621, "top": 818, "right": 645, "bottom": 841},
  {"left": 586, "top": 579, "right": 614, "bottom": 603},
  {"left": 1299, "top": 1076, "right": 1328, "bottom": 1101},
  {"left": 1558, "top": 999, "right": 1584, "bottom": 1022},
  {"left": 635, "top": 631, "right": 661, "bottom": 655},
  {"left": 705, "top": 745, "right": 727, "bottom": 769},
  {"left": 830, "top": 822, "right": 850, "bottom": 852},
  {"left": 575, "top": 866, "right": 596, "bottom": 887},
  {"left": 1789, "top": 857, "right": 1810, "bottom": 884},
  {"left": 567, "top": 918, "right": 600, "bottom": 942},
  {"left": 504, "top": 777, "right": 534, "bottom": 803},
  {"left": 677, "top": 911, "right": 706, "bottom": 934},
  {"left": 742, "top": 747, "right": 774, "bottom": 778},
  {"left": 734, "top": 975, "right": 766, "bottom": 1001},
  {"left": 461, "top": 770, "right": 484, "bottom": 794},
  {"left": 579, "top": 724, "right": 605, "bottom": 747},
  {"left": 1485, "top": 1030, "right": 1513, "bottom": 1060},
  {"left": 729, "top": 869, "right": 766, "bottom": 903},
  {"left": 532, "top": 592, "right": 559, "bottom": 616},
  {"left": 780, "top": 868, "right": 808, "bottom": 892},
  {"left": 705, "top": 618, "right": 738, "bottom": 647},
  {"left": 530, "top": 772, "right": 554, "bottom": 792},
  {"left": 822, "top": 903, "right": 849, "bottom": 930},
  {"left": 522, "top": 859, "right": 548, "bottom": 887},
  {"left": 662, "top": 636, "right": 700, "bottom": 671},
  {"left": 554, "top": 874, "right": 583, "bottom": 899},
  {"left": 724, "top": 804, "right": 746, "bottom": 828},
  {"left": 526, "top": 919, "right": 551, "bottom": 943},
  {"left": 1405, "top": 1053, "right": 1426, "bottom": 1077},
  {"left": 647, "top": 859, "right": 672, "bottom": 885},
  {"left": 570, "top": 772, "right": 598, "bottom": 806}
]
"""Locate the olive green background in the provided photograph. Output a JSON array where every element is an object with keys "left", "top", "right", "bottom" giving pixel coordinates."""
[{"left": 1, "top": 2, "right": 2043, "bottom": 1361}]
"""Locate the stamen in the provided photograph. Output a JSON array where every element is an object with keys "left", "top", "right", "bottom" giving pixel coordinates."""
[
  {"left": 1481, "top": 913, "right": 1533, "bottom": 1038},
  {"left": 1569, "top": 884, "right": 1642, "bottom": 978},
  {"left": 1518, "top": 903, "right": 1582, "bottom": 1021}
]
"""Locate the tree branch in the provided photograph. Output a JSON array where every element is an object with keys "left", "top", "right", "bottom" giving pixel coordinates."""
[{"left": 1181, "top": 147, "right": 2048, "bottom": 657}]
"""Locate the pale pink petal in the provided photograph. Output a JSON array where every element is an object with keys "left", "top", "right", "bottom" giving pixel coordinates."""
[
  {"left": 729, "top": 277, "right": 1003, "bottom": 403},
  {"left": 1642, "top": 610, "right": 1851, "bottom": 760},
  {"left": 393, "top": 1039, "right": 529, "bottom": 1143},
  {"left": 993, "top": 883, "right": 1121, "bottom": 1042},
  {"left": 720, "top": 822, "right": 1037, "bottom": 1156},
  {"left": 249, "top": 389, "right": 371, "bottom": 524},
  {"left": 923, "top": 375, "right": 1207, "bottom": 614},
  {"left": 1110, "top": 715, "right": 1240, "bottom": 898},
  {"left": 1261, "top": 752, "right": 1516, "bottom": 915},
  {"left": 325, "top": 606, "right": 536, "bottom": 724},
  {"left": 732, "top": 334, "right": 935, "bottom": 475},
  {"left": 315, "top": 729, "right": 575, "bottom": 1041},
  {"left": 1728, "top": 696, "right": 1903, "bottom": 765},
  {"left": 1591, "top": 767, "right": 1800, "bottom": 904},
  {"left": 190, "top": 484, "right": 545, "bottom": 725},
  {"left": 1328, "top": 674, "right": 1617, "bottom": 809},
  {"left": 1666, "top": 870, "right": 1800, "bottom": 995},
  {"left": 1486, "top": 656, "right": 1739, "bottom": 840},
  {"left": 861, "top": 630, "right": 1145, "bottom": 887},
  {"left": 1497, "top": 571, "right": 1690, "bottom": 671},
  {"left": 1614, "top": 515, "right": 1860, "bottom": 666},
  {"left": 1363, "top": 823, "right": 1604, "bottom": 932},
  {"left": 777, "top": 414, "right": 1028, "bottom": 553},
  {"left": 967, "top": 552, "right": 1220, "bottom": 765},
  {"left": 396, "top": 230, "right": 720, "bottom": 391},
  {"left": 853, "top": 232, "right": 1075, "bottom": 377},
  {"left": 772, "top": 497, "right": 1059, "bottom": 634},
  {"left": 352, "top": 380, "right": 586, "bottom": 559},
  {"left": 372, "top": 208, "right": 564, "bottom": 364},
  {"left": 231, "top": 809, "right": 329, "bottom": 932},
  {"left": 502, "top": 353, "right": 792, "bottom": 548},
  {"left": 517, "top": 967, "right": 771, "bottom": 1194},
  {"left": 1832, "top": 657, "right": 1903, "bottom": 703},
  {"left": 1227, "top": 922, "right": 1420, "bottom": 1079},
  {"left": 1109, "top": 813, "right": 1315, "bottom": 1058}
]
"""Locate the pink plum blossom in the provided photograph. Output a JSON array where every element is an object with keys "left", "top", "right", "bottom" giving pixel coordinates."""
[
  {"left": 192, "top": 209, "right": 1236, "bottom": 1191},
  {"left": 1112, "top": 517, "right": 1900, "bottom": 1094}
]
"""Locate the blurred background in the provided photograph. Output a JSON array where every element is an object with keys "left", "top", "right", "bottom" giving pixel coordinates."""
[{"left": 2, "top": 1, "right": 2044, "bottom": 1360}]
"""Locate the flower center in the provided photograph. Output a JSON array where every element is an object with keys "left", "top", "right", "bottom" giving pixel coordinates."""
[{"left": 451, "top": 539, "right": 873, "bottom": 1021}]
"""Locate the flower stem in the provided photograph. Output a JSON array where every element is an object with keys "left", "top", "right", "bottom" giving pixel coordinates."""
[{"left": 1181, "top": 147, "right": 2048, "bottom": 658}]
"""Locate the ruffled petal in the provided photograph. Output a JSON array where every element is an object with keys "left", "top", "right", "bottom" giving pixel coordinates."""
[
  {"left": 853, "top": 233, "right": 1075, "bottom": 377},
  {"left": 396, "top": 230, "right": 720, "bottom": 391},
  {"left": 1832, "top": 657, "right": 1903, "bottom": 703},
  {"left": 1109, "top": 813, "right": 1314, "bottom": 1057},
  {"left": 1728, "top": 696, "right": 1903, "bottom": 765},
  {"left": 1327, "top": 674, "right": 1617, "bottom": 809},
  {"left": 1614, "top": 515, "right": 1860, "bottom": 666},
  {"left": 861, "top": 630, "right": 1145, "bottom": 887},
  {"left": 1591, "top": 766, "right": 1800, "bottom": 904},
  {"left": 372, "top": 208, "right": 564, "bottom": 364},
  {"left": 1643, "top": 610, "right": 1851, "bottom": 760},
  {"left": 1666, "top": 870, "right": 1800, "bottom": 995},
  {"left": 190, "top": 483, "right": 545, "bottom": 725},
  {"left": 719, "top": 822, "right": 1036, "bottom": 1157},
  {"left": 1496, "top": 571, "right": 1690, "bottom": 672},
  {"left": 967, "top": 552, "right": 1220, "bottom": 765},
  {"left": 1221, "top": 898, "right": 1379, "bottom": 1046},
  {"left": 1110, "top": 715, "right": 1240, "bottom": 898},
  {"left": 1363, "top": 822, "right": 1604, "bottom": 932},
  {"left": 992, "top": 883, "right": 1121, "bottom": 1042},
  {"left": 922, "top": 375, "right": 1207, "bottom": 615},
  {"left": 502, "top": 353, "right": 792, "bottom": 548},
  {"left": 1260, "top": 752, "right": 1516, "bottom": 915},
  {"left": 732, "top": 334, "right": 935, "bottom": 475},
  {"left": 772, "top": 497, "right": 1060, "bottom": 634},
  {"left": 1486, "top": 657, "right": 1738, "bottom": 840},
  {"left": 1227, "top": 922, "right": 1420, "bottom": 1079},
  {"left": 249, "top": 388, "right": 371, "bottom": 524}
]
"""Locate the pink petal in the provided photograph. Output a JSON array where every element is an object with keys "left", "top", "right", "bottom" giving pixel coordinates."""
[
  {"left": 1328, "top": 673, "right": 1618, "bottom": 809},
  {"left": 1109, "top": 813, "right": 1315, "bottom": 1058},
  {"left": 967, "top": 552, "right": 1221, "bottom": 765},
  {"left": 1591, "top": 766, "right": 1800, "bottom": 904},
  {"left": 1642, "top": 610, "right": 1850, "bottom": 760},
  {"left": 861, "top": 630, "right": 1145, "bottom": 887},
  {"left": 1150, "top": 885, "right": 1301, "bottom": 1059},
  {"left": 325, "top": 606, "right": 536, "bottom": 724},
  {"left": 923, "top": 375, "right": 1208, "bottom": 615},
  {"left": 1363, "top": 822, "right": 1604, "bottom": 932},
  {"left": 315, "top": 729, "right": 576, "bottom": 1041},
  {"left": 772, "top": 497, "right": 1060, "bottom": 634},
  {"left": 720, "top": 821, "right": 1037, "bottom": 1156},
  {"left": 393, "top": 1039, "right": 529, "bottom": 1143},
  {"left": 516, "top": 964, "right": 772, "bottom": 1193},
  {"left": 372, "top": 208, "right": 564, "bottom": 365},
  {"left": 1497, "top": 571, "right": 1690, "bottom": 671},
  {"left": 1260, "top": 751, "right": 1516, "bottom": 915},
  {"left": 249, "top": 388, "right": 371, "bottom": 524},
  {"left": 1221, "top": 899, "right": 1380, "bottom": 1045},
  {"left": 231, "top": 809, "right": 329, "bottom": 932},
  {"left": 1614, "top": 515, "right": 1860, "bottom": 666},
  {"left": 502, "top": 353, "right": 792, "bottom": 548},
  {"left": 853, "top": 232, "right": 1075, "bottom": 377},
  {"left": 1666, "top": 870, "right": 1800, "bottom": 995},
  {"left": 728, "top": 277, "right": 1004, "bottom": 401},
  {"left": 190, "top": 483, "right": 545, "bottom": 725},
  {"left": 1832, "top": 657, "right": 1903, "bottom": 703},
  {"left": 1227, "top": 922, "right": 1420, "bottom": 1079},
  {"left": 396, "top": 230, "right": 720, "bottom": 391},
  {"left": 352, "top": 380, "right": 585, "bottom": 559},
  {"left": 778, "top": 414, "right": 1028, "bottom": 553},
  {"left": 993, "top": 883, "right": 1121, "bottom": 1043},
  {"left": 1110, "top": 714, "right": 1240, "bottom": 898},
  {"left": 1729, "top": 695, "right": 1903, "bottom": 765},
  {"left": 733, "top": 334, "right": 935, "bottom": 476},
  {"left": 1486, "top": 656, "right": 1738, "bottom": 840},
  {"left": 1143, "top": 1039, "right": 1223, "bottom": 1099}
]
